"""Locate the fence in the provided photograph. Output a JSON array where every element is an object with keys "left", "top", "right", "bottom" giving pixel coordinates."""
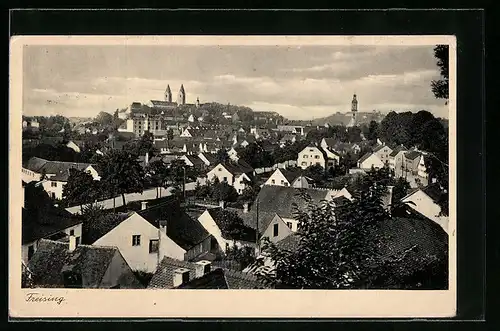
[{"left": 254, "top": 160, "right": 297, "bottom": 174}]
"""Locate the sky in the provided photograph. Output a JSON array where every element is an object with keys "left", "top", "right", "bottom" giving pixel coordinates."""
[{"left": 22, "top": 44, "right": 448, "bottom": 120}]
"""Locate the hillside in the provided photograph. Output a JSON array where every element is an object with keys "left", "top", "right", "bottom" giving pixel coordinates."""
[{"left": 310, "top": 111, "right": 385, "bottom": 126}]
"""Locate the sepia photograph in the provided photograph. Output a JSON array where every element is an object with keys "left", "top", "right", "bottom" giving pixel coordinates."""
[{"left": 10, "top": 35, "right": 456, "bottom": 318}]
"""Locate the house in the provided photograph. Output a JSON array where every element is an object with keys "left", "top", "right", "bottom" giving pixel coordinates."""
[
  {"left": 277, "top": 125, "right": 305, "bottom": 136},
  {"left": 180, "top": 155, "right": 205, "bottom": 168},
  {"left": 297, "top": 145, "right": 338, "bottom": 170},
  {"left": 148, "top": 257, "right": 265, "bottom": 289},
  {"left": 400, "top": 184, "right": 448, "bottom": 233},
  {"left": 227, "top": 147, "right": 239, "bottom": 161},
  {"left": 357, "top": 152, "right": 384, "bottom": 170},
  {"left": 372, "top": 144, "right": 393, "bottom": 166},
  {"left": 403, "top": 150, "right": 423, "bottom": 176},
  {"left": 22, "top": 157, "right": 101, "bottom": 200},
  {"left": 22, "top": 183, "right": 84, "bottom": 264},
  {"left": 90, "top": 199, "right": 216, "bottom": 273},
  {"left": 321, "top": 147, "right": 341, "bottom": 166},
  {"left": 198, "top": 152, "right": 217, "bottom": 167},
  {"left": 65, "top": 140, "right": 81, "bottom": 153},
  {"left": 320, "top": 137, "right": 336, "bottom": 150},
  {"left": 206, "top": 160, "right": 255, "bottom": 194},
  {"left": 264, "top": 168, "right": 312, "bottom": 189},
  {"left": 389, "top": 145, "right": 408, "bottom": 171},
  {"left": 418, "top": 153, "right": 429, "bottom": 180},
  {"left": 279, "top": 134, "right": 297, "bottom": 146},
  {"left": 197, "top": 208, "right": 257, "bottom": 253},
  {"left": 26, "top": 238, "right": 143, "bottom": 288}
]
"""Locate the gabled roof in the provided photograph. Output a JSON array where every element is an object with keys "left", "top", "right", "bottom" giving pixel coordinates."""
[
  {"left": 322, "top": 137, "right": 337, "bottom": 147},
  {"left": 183, "top": 155, "right": 204, "bottom": 166},
  {"left": 255, "top": 185, "right": 330, "bottom": 219},
  {"left": 138, "top": 199, "right": 211, "bottom": 250},
  {"left": 217, "top": 159, "right": 254, "bottom": 176},
  {"left": 150, "top": 100, "right": 177, "bottom": 107},
  {"left": 23, "top": 157, "right": 94, "bottom": 180},
  {"left": 199, "top": 152, "right": 217, "bottom": 165},
  {"left": 405, "top": 151, "right": 422, "bottom": 160},
  {"left": 83, "top": 212, "right": 132, "bottom": 245},
  {"left": 22, "top": 208, "right": 84, "bottom": 244},
  {"left": 357, "top": 152, "right": 375, "bottom": 164},
  {"left": 27, "top": 239, "right": 136, "bottom": 288},
  {"left": 148, "top": 257, "right": 265, "bottom": 289},
  {"left": 373, "top": 144, "right": 392, "bottom": 153},
  {"left": 278, "top": 168, "right": 303, "bottom": 183},
  {"left": 206, "top": 208, "right": 257, "bottom": 242},
  {"left": 389, "top": 145, "right": 408, "bottom": 157}
]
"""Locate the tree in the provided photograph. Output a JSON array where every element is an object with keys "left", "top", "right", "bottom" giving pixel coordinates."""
[
  {"left": 97, "top": 150, "right": 145, "bottom": 206},
  {"left": 215, "top": 149, "right": 230, "bottom": 164},
  {"left": 238, "top": 184, "right": 260, "bottom": 204},
  {"left": 392, "top": 177, "right": 411, "bottom": 202},
  {"left": 95, "top": 111, "right": 114, "bottom": 127},
  {"left": 133, "top": 131, "right": 155, "bottom": 156},
  {"left": 145, "top": 160, "right": 170, "bottom": 198},
  {"left": 214, "top": 209, "right": 247, "bottom": 242},
  {"left": 367, "top": 120, "right": 379, "bottom": 141},
  {"left": 261, "top": 169, "right": 447, "bottom": 289},
  {"left": 211, "top": 182, "right": 238, "bottom": 203},
  {"left": 431, "top": 45, "right": 449, "bottom": 102},
  {"left": 237, "top": 143, "right": 274, "bottom": 169},
  {"left": 166, "top": 128, "right": 174, "bottom": 142},
  {"left": 62, "top": 168, "right": 100, "bottom": 213},
  {"left": 303, "top": 164, "right": 326, "bottom": 186}
]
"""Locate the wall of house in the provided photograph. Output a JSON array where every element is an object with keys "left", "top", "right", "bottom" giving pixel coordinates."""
[
  {"left": 359, "top": 154, "right": 384, "bottom": 169},
  {"left": 264, "top": 170, "right": 290, "bottom": 187},
  {"left": 297, "top": 147, "right": 326, "bottom": 169},
  {"left": 42, "top": 179, "right": 65, "bottom": 200},
  {"left": 93, "top": 213, "right": 185, "bottom": 273},
  {"left": 207, "top": 165, "right": 234, "bottom": 186},
  {"left": 234, "top": 173, "right": 251, "bottom": 194},
  {"left": 292, "top": 176, "right": 310, "bottom": 189},
  {"left": 261, "top": 215, "right": 294, "bottom": 243},
  {"left": 21, "top": 168, "right": 41, "bottom": 183},
  {"left": 374, "top": 146, "right": 393, "bottom": 165},
  {"left": 184, "top": 235, "right": 215, "bottom": 261},
  {"left": 100, "top": 250, "right": 143, "bottom": 289},
  {"left": 401, "top": 190, "right": 447, "bottom": 232}
]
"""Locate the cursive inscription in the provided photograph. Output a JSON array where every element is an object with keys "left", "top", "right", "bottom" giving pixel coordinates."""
[{"left": 25, "top": 292, "right": 65, "bottom": 305}]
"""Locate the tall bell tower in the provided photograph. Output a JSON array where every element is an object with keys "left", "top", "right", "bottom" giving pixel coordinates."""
[
  {"left": 347, "top": 94, "right": 358, "bottom": 128},
  {"left": 177, "top": 84, "right": 186, "bottom": 105},
  {"left": 165, "top": 85, "right": 172, "bottom": 102}
]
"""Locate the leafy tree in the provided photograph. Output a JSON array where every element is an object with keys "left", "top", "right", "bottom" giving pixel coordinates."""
[
  {"left": 392, "top": 177, "right": 411, "bottom": 202},
  {"left": 261, "top": 169, "right": 446, "bottom": 289},
  {"left": 214, "top": 209, "right": 247, "bottom": 242},
  {"left": 62, "top": 168, "right": 100, "bottom": 212},
  {"left": 347, "top": 126, "right": 362, "bottom": 143},
  {"left": 215, "top": 149, "right": 230, "bottom": 164},
  {"left": 97, "top": 150, "right": 145, "bottom": 206},
  {"left": 238, "top": 184, "right": 260, "bottom": 204},
  {"left": 145, "top": 160, "right": 170, "bottom": 198},
  {"left": 132, "top": 131, "right": 156, "bottom": 156},
  {"left": 225, "top": 246, "right": 257, "bottom": 271},
  {"left": 236, "top": 143, "right": 274, "bottom": 169},
  {"left": 303, "top": 164, "right": 326, "bottom": 186},
  {"left": 431, "top": 45, "right": 449, "bottom": 102},
  {"left": 367, "top": 120, "right": 379, "bottom": 141},
  {"left": 211, "top": 182, "right": 238, "bottom": 203},
  {"left": 95, "top": 111, "right": 114, "bottom": 127}
]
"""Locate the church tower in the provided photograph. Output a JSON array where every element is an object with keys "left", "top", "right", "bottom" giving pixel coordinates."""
[
  {"left": 177, "top": 85, "right": 186, "bottom": 105},
  {"left": 347, "top": 94, "right": 358, "bottom": 128},
  {"left": 165, "top": 85, "right": 172, "bottom": 102}
]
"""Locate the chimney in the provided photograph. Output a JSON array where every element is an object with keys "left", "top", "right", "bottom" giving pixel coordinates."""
[
  {"left": 69, "top": 235, "right": 77, "bottom": 252},
  {"left": 243, "top": 202, "right": 249, "bottom": 213},
  {"left": 219, "top": 200, "right": 225, "bottom": 209},
  {"left": 384, "top": 186, "right": 394, "bottom": 213},
  {"left": 195, "top": 260, "right": 212, "bottom": 278},
  {"left": 141, "top": 201, "right": 148, "bottom": 210},
  {"left": 173, "top": 268, "right": 190, "bottom": 287}
]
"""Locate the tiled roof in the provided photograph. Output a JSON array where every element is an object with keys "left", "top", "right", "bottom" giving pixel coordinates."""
[
  {"left": 357, "top": 152, "right": 374, "bottom": 164},
  {"left": 199, "top": 153, "right": 217, "bottom": 165},
  {"left": 148, "top": 257, "right": 265, "bottom": 289},
  {"left": 184, "top": 155, "right": 204, "bottom": 166},
  {"left": 83, "top": 212, "right": 131, "bottom": 245},
  {"left": 219, "top": 159, "right": 254, "bottom": 176},
  {"left": 405, "top": 151, "right": 422, "bottom": 160},
  {"left": 138, "top": 199, "right": 211, "bottom": 250},
  {"left": 276, "top": 233, "right": 300, "bottom": 251},
  {"left": 323, "top": 138, "right": 337, "bottom": 147},
  {"left": 206, "top": 208, "right": 257, "bottom": 242},
  {"left": 24, "top": 157, "right": 93, "bottom": 180},
  {"left": 27, "top": 239, "right": 141, "bottom": 288},
  {"left": 372, "top": 144, "right": 391, "bottom": 153},
  {"left": 421, "top": 183, "right": 445, "bottom": 203},
  {"left": 279, "top": 168, "right": 303, "bottom": 183},
  {"left": 150, "top": 100, "right": 177, "bottom": 107},
  {"left": 255, "top": 185, "right": 330, "bottom": 219},
  {"left": 389, "top": 145, "right": 408, "bottom": 157}
]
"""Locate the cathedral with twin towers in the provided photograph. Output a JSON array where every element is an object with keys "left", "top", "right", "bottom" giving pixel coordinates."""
[{"left": 165, "top": 84, "right": 186, "bottom": 106}]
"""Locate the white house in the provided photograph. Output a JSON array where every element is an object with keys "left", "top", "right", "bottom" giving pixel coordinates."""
[
  {"left": 297, "top": 145, "right": 337, "bottom": 170},
  {"left": 197, "top": 208, "right": 257, "bottom": 254},
  {"left": 264, "top": 168, "right": 312, "bottom": 188},
  {"left": 92, "top": 212, "right": 184, "bottom": 273},
  {"left": 357, "top": 152, "right": 384, "bottom": 170},
  {"left": 389, "top": 145, "right": 408, "bottom": 171},
  {"left": 228, "top": 147, "right": 239, "bottom": 162},
  {"left": 65, "top": 140, "right": 81, "bottom": 153},
  {"left": 418, "top": 154, "right": 429, "bottom": 180},
  {"left": 22, "top": 157, "right": 101, "bottom": 200},
  {"left": 401, "top": 186, "right": 448, "bottom": 233},
  {"left": 206, "top": 161, "right": 254, "bottom": 194},
  {"left": 372, "top": 144, "right": 393, "bottom": 166}
]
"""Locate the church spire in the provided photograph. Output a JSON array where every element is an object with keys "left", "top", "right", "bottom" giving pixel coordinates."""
[
  {"left": 347, "top": 93, "right": 358, "bottom": 128},
  {"left": 165, "top": 85, "right": 172, "bottom": 102},
  {"left": 177, "top": 84, "right": 186, "bottom": 105}
]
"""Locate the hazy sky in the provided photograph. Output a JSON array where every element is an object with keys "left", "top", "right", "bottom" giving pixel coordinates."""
[{"left": 22, "top": 44, "right": 448, "bottom": 120}]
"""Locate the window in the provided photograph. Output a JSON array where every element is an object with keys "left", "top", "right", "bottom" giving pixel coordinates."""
[
  {"left": 149, "top": 239, "right": 159, "bottom": 253},
  {"left": 301, "top": 162, "right": 307, "bottom": 166},
  {"left": 271, "top": 179, "right": 275, "bottom": 184},
  {"left": 51, "top": 182, "right": 57, "bottom": 187},
  {"left": 309, "top": 149, "right": 314, "bottom": 152},
  {"left": 273, "top": 224, "right": 279, "bottom": 237},
  {"left": 314, "top": 155, "right": 320, "bottom": 159},
  {"left": 303, "top": 155, "right": 308, "bottom": 159},
  {"left": 28, "top": 245, "right": 34, "bottom": 260},
  {"left": 70, "top": 229, "right": 75, "bottom": 236},
  {"left": 280, "top": 180, "right": 284, "bottom": 185},
  {"left": 75, "top": 237, "right": 80, "bottom": 247},
  {"left": 223, "top": 177, "right": 227, "bottom": 182},
  {"left": 316, "top": 162, "right": 321, "bottom": 166},
  {"left": 225, "top": 243, "right": 229, "bottom": 251},
  {"left": 51, "top": 192, "right": 56, "bottom": 199},
  {"left": 132, "top": 235, "right": 141, "bottom": 246},
  {"left": 218, "top": 168, "right": 222, "bottom": 171},
  {"left": 287, "top": 222, "right": 293, "bottom": 229},
  {"left": 284, "top": 182, "right": 289, "bottom": 186}
]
